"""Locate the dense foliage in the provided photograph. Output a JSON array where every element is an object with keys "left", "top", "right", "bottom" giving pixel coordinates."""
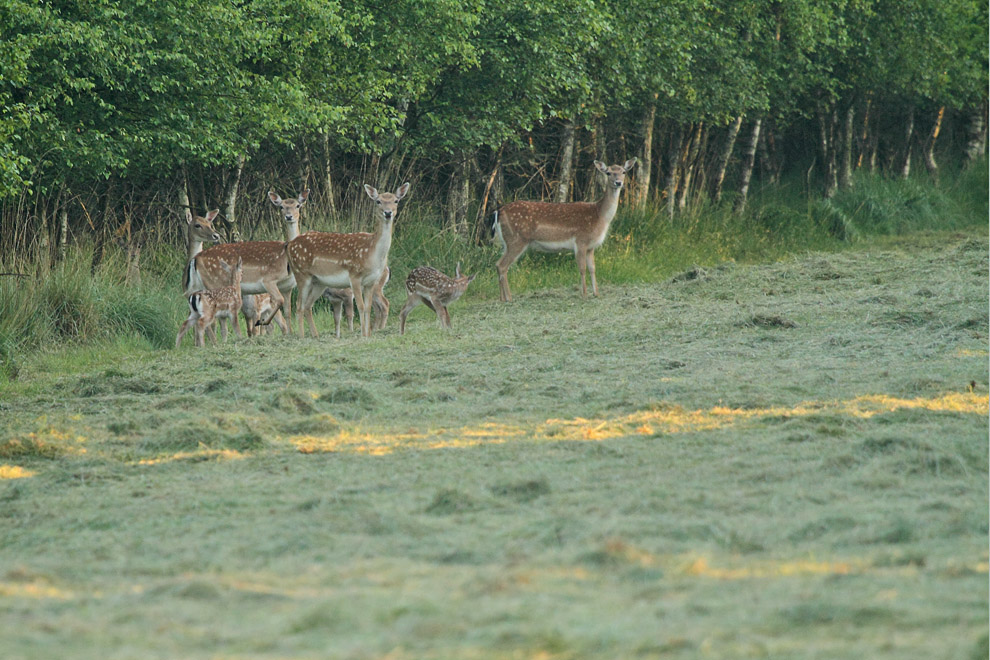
[{"left": 0, "top": 0, "right": 986, "bottom": 260}]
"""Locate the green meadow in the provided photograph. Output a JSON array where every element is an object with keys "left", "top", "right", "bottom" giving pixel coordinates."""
[{"left": 1, "top": 216, "right": 987, "bottom": 658}]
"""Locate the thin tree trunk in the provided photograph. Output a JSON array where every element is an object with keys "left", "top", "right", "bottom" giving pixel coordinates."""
[
  {"left": 963, "top": 103, "right": 988, "bottom": 167},
  {"left": 665, "top": 124, "right": 685, "bottom": 219},
  {"left": 900, "top": 106, "right": 915, "bottom": 178},
  {"left": 592, "top": 118, "right": 607, "bottom": 197},
  {"left": 734, "top": 117, "right": 762, "bottom": 214},
  {"left": 677, "top": 122, "right": 703, "bottom": 210},
  {"left": 58, "top": 193, "right": 68, "bottom": 263},
  {"left": 91, "top": 177, "right": 114, "bottom": 274},
  {"left": 818, "top": 106, "right": 838, "bottom": 198},
  {"left": 222, "top": 154, "right": 245, "bottom": 242},
  {"left": 635, "top": 102, "right": 656, "bottom": 209},
  {"left": 322, "top": 133, "right": 338, "bottom": 218},
  {"left": 856, "top": 94, "right": 873, "bottom": 170},
  {"left": 179, "top": 167, "right": 194, "bottom": 225},
  {"left": 446, "top": 153, "right": 472, "bottom": 236},
  {"left": 838, "top": 102, "right": 855, "bottom": 190},
  {"left": 475, "top": 146, "right": 503, "bottom": 244},
  {"left": 922, "top": 106, "right": 944, "bottom": 183},
  {"left": 555, "top": 120, "right": 576, "bottom": 203},
  {"left": 712, "top": 114, "right": 744, "bottom": 204}
]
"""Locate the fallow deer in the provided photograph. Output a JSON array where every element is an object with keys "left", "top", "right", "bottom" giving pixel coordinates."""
[
  {"left": 242, "top": 293, "right": 289, "bottom": 336},
  {"left": 399, "top": 264, "right": 476, "bottom": 334},
  {"left": 185, "top": 189, "right": 309, "bottom": 334},
  {"left": 320, "top": 267, "right": 391, "bottom": 337},
  {"left": 494, "top": 159, "right": 637, "bottom": 301},
  {"left": 287, "top": 183, "right": 409, "bottom": 337},
  {"left": 176, "top": 258, "right": 243, "bottom": 348}
]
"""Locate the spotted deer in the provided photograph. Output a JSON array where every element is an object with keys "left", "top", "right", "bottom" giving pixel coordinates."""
[
  {"left": 399, "top": 264, "right": 476, "bottom": 334},
  {"left": 176, "top": 257, "right": 243, "bottom": 348},
  {"left": 185, "top": 188, "right": 309, "bottom": 333},
  {"left": 287, "top": 183, "right": 408, "bottom": 337},
  {"left": 494, "top": 159, "right": 637, "bottom": 301},
  {"left": 242, "top": 293, "right": 289, "bottom": 336}
]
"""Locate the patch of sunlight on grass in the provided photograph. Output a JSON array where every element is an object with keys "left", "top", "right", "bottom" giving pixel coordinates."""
[
  {"left": 954, "top": 348, "right": 988, "bottom": 358},
  {"left": 134, "top": 447, "right": 247, "bottom": 466},
  {"left": 0, "top": 581, "right": 74, "bottom": 600},
  {"left": 287, "top": 392, "right": 988, "bottom": 455},
  {"left": 681, "top": 555, "right": 989, "bottom": 581},
  {"left": 0, "top": 464, "right": 35, "bottom": 479}
]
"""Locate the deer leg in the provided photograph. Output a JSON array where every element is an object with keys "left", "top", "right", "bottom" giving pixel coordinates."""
[
  {"left": 331, "top": 299, "right": 343, "bottom": 338},
  {"left": 257, "top": 280, "right": 289, "bottom": 336},
  {"left": 398, "top": 293, "right": 422, "bottom": 335},
  {"left": 279, "top": 284, "right": 293, "bottom": 335},
  {"left": 231, "top": 312, "right": 243, "bottom": 338},
  {"left": 349, "top": 276, "right": 370, "bottom": 337},
  {"left": 496, "top": 241, "right": 528, "bottom": 302},
  {"left": 372, "top": 290, "right": 389, "bottom": 330},
  {"left": 194, "top": 319, "right": 207, "bottom": 347},
  {"left": 576, "top": 248, "right": 588, "bottom": 297},
  {"left": 301, "top": 283, "right": 326, "bottom": 339},
  {"left": 346, "top": 295, "right": 355, "bottom": 333},
  {"left": 587, "top": 249, "right": 598, "bottom": 297},
  {"left": 360, "top": 285, "right": 376, "bottom": 337},
  {"left": 241, "top": 296, "right": 257, "bottom": 337},
  {"left": 295, "top": 278, "right": 317, "bottom": 338},
  {"left": 175, "top": 317, "right": 195, "bottom": 349}
]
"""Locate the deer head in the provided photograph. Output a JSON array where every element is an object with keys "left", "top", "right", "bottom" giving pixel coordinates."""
[
  {"left": 593, "top": 158, "right": 638, "bottom": 190},
  {"left": 364, "top": 182, "right": 411, "bottom": 223}
]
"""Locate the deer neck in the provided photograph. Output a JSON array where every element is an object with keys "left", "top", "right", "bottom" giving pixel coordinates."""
[
  {"left": 186, "top": 233, "right": 204, "bottom": 262},
  {"left": 368, "top": 217, "right": 394, "bottom": 272},
  {"left": 595, "top": 184, "right": 622, "bottom": 227},
  {"left": 285, "top": 221, "right": 300, "bottom": 241}
]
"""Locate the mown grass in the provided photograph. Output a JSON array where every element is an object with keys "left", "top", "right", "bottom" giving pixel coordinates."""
[{"left": 0, "top": 223, "right": 986, "bottom": 659}]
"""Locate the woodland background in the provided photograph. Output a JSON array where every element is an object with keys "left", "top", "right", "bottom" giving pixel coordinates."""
[{"left": 0, "top": 0, "right": 986, "bottom": 269}]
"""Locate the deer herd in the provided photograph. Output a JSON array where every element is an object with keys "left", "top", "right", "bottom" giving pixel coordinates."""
[{"left": 176, "top": 159, "right": 636, "bottom": 348}]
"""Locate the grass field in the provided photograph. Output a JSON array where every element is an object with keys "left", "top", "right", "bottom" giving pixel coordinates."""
[{"left": 0, "top": 227, "right": 987, "bottom": 659}]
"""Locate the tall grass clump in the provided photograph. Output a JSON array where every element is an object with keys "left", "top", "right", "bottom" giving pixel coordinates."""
[
  {"left": 822, "top": 161, "right": 988, "bottom": 238},
  {"left": 0, "top": 247, "right": 179, "bottom": 380}
]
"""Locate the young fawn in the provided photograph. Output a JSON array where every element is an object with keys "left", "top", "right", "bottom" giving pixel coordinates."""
[
  {"left": 320, "top": 266, "right": 391, "bottom": 338},
  {"left": 242, "top": 293, "right": 289, "bottom": 336},
  {"left": 175, "top": 257, "right": 243, "bottom": 348},
  {"left": 399, "top": 264, "right": 476, "bottom": 334}
]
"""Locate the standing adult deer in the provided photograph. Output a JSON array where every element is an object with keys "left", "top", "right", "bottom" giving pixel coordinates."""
[
  {"left": 287, "top": 183, "right": 409, "bottom": 338},
  {"left": 175, "top": 257, "right": 243, "bottom": 348},
  {"left": 494, "top": 159, "right": 637, "bottom": 301},
  {"left": 399, "top": 263, "right": 476, "bottom": 334},
  {"left": 184, "top": 189, "right": 308, "bottom": 333}
]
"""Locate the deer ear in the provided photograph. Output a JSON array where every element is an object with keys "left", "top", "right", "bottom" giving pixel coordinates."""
[
  {"left": 395, "top": 182, "right": 411, "bottom": 200},
  {"left": 206, "top": 209, "right": 220, "bottom": 221},
  {"left": 467, "top": 274, "right": 477, "bottom": 284},
  {"left": 593, "top": 160, "right": 608, "bottom": 174},
  {"left": 268, "top": 190, "right": 283, "bottom": 207},
  {"left": 236, "top": 257, "right": 243, "bottom": 270},
  {"left": 364, "top": 184, "right": 379, "bottom": 201},
  {"left": 298, "top": 188, "right": 310, "bottom": 205},
  {"left": 623, "top": 158, "right": 638, "bottom": 171},
  {"left": 455, "top": 262, "right": 462, "bottom": 278}
]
